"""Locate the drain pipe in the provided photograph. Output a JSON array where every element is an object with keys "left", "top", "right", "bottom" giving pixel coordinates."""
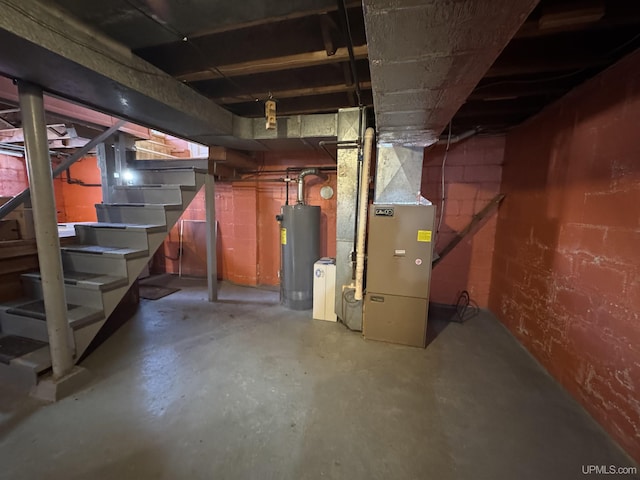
[
  {"left": 354, "top": 127, "right": 375, "bottom": 301},
  {"left": 296, "top": 168, "right": 327, "bottom": 204}
]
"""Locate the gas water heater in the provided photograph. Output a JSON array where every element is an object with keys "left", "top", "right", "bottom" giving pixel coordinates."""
[{"left": 277, "top": 169, "right": 323, "bottom": 310}]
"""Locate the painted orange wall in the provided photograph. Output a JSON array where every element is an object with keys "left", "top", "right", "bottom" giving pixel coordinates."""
[
  {"left": 158, "top": 150, "right": 337, "bottom": 286},
  {"left": 0, "top": 154, "right": 28, "bottom": 197},
  {"left": 421, "top": 136, "right": 505, "bottom": 307},
  {"left": 490, "top": 50, "right": 640, "bottom": 462},
  {"left": 0, "top": 153, "right": 100, "bottom": 224},
  {"left": 53, "top": 156, "right": 101, "bottom": 223}
]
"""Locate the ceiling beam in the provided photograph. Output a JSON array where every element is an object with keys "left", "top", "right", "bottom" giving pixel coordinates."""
[
  {"left": 187, "top": 1, "right": 362, "bottom": 40},
  {"left": 178, "top": 45, "right": 368, "bottom": 83},
  {"left": 0, "top": 0, "right": 273, "bottom": 149},
  {"left": 487, "top": 26, "right": 640, "bottom": 78},
  {"left": 215, "top": 82, "right": 373, "bottom": 105},
  {"left": 0, "top": 77, "right": 149, "bottom": 139},
  {"left": 227, "top": 91, "right": 373, "bottom": 117},
  {"left": 468, "top": 78, "right": 579, "bottom": 101},
  {"left": 209, "top": 146, "right": 258, "bottom": 170},
  {"left": 189, "top": 59, "right": 371, "bottom": 99},
  {"left": 135, "top": 6, "right": 366, "bottom": 78},
  {"left": 0, "top": 124, "right": 75, "bottom": 143}
]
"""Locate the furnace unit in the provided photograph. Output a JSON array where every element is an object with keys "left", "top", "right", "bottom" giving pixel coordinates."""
[{"left": 363, "top": 204, "right": 436, "bottom": 348}]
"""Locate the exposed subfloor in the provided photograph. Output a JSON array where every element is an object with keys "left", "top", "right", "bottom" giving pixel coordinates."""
[{"left": 0, "top": 277, "right": 636, "bottom": 480}]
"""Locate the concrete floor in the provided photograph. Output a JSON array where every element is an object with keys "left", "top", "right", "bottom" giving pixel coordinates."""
[{"left": 0, "top": 277, "right": 636, "bottom": 480}]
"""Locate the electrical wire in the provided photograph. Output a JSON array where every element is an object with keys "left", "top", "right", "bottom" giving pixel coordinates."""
[
  {"left": 122, "top": 0, "right": 256, "bottom": 102},
  {"left": 436, "top": 121, "right": 452, "bottom": 236}
]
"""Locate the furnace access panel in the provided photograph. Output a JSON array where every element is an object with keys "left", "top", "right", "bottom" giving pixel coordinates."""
[{"left": 364, "top": 204, "right": 436, "bottom": 348}]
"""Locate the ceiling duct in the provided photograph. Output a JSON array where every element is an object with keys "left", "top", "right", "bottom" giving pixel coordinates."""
[{"left": 363, "top": 0, "right": 538, "bottom": 146}]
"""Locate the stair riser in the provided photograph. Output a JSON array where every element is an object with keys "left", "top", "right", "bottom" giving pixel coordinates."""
[
  {"left": 62, "top": 252, "right": 129, "bottom": 277},
  {"left": 96, "top": 206, "right": 170, "bottom": 225},
  {"left": 22, "top": 279, "right": 105, "bottom": 310},
  {"left": 75, "top": 227, "right": 154, "bottom": 250},
  {"left": 111, "top": 187, "right": 185, "bottom": 205},
  {"left": 134, "top": 170, "right": 198, "bottom": 186},
  {"left": 24, "top": 281, "right": 97, "bottom": 310},
  {"left": 0, "top": 313, "right": 48, "bottom": 343}
]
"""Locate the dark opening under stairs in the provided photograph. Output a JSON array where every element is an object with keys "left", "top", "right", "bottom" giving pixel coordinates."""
[{"left": 0, "top": 167, "right": 206, "bottom": 391}]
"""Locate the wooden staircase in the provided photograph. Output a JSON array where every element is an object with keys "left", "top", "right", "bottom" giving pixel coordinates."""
[{"left": 0, "top": 167, "right": 206, "bottom": 391}]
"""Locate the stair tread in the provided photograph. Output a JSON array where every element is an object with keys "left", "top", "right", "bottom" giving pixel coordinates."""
[
  {"left": 113, "top": 184, "right": 194, "bottom": 190},
  {"left": 5, "top": 300, "right": 104, "bottom": 328},
  {"left": 61, "top": 244, "right": 148, "bottom": 259},
  {"left": 0, "top": 335, "right": 47, "bottom": 366},
  {"left": 130, "top": 166, "right": 207, "bottom": 174},
  {"left": 22, "top": 271, "right": 129, "bottom": 291},
  {"left": 96, "top": 203, "right": 183, "bottom": 209},
  {"left": 10, "top": 343, "right": 51, "bottom": 373},
  {"left": 75, "top": 222, "right": 166, "bottom": 233}
]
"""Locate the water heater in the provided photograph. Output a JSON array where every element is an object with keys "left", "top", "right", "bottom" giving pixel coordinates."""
[{"left": 279, "top": 204, "right": 320, "bottom": 310}]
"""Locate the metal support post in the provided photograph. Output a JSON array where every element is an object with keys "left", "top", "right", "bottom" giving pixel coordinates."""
[
  {"left": 17, "top": 81, "right": 74, "bottom": 379},
  {"left": 205, "top": 173, "right": 218, "bottom": 301}
]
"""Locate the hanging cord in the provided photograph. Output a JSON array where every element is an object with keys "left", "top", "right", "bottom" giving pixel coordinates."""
[{"left": 436, "top": 121, "right": 452, "bottom": 237}]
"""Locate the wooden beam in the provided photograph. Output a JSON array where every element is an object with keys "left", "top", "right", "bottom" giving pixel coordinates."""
[
  {"left": 434, "top": 194, "right": 505, "bottom": 268},
  {"left": 178, "top": 45, "right": 368, "bottom": 83},
  {"left": 320, "top": 14, "right": 339, "bottom": 56},
  {"left": 209, "top": 146, "right": 258, "bottom": 171},
  {"left": 186, "top": 1, "right": 362, "bottom": 40},
  {"left": 215, "top": 81, "right": 372, "bottom": 105},
  {"left": 0, "top": 123, "right": 72, "bottom": 143}
]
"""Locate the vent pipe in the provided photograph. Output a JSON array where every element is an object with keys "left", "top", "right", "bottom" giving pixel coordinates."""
[
  {"left": 297, "top": 168, "right": 326, "bottom": 204},
  {"left": 354, "top": 127, "right": 375, "bottom": 301}
]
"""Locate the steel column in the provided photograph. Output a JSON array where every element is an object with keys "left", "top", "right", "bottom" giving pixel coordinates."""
[
  {"left": 205, "top": 174, "right": 218, "bottom": 301},
  {"left": 17, "top": 81, "right": 74, "bottom": 379}
]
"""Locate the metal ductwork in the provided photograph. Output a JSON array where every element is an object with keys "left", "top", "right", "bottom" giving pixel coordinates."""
[
  {"left": 374, "top": 145, "right": 425, "bottom": 204},
  {"left": 363, "top": 0, "right": 538, "bottom": 146}
]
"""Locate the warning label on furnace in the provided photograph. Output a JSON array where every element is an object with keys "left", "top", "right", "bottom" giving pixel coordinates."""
[
  {"left": 417, "top": 230, "right": 432, "bottom": 242},
  {"left": 281, "top": 228, "right": 287, "bottom": 245}
]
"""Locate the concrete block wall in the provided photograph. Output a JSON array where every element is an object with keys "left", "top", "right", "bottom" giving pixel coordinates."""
[
  {"left": 53, "top": 156, "right": 101, "bottom": 223},
  {"left": 158, "top": 150, "right": 337, "bottom": 286},
  {"left": 489, "top": 49, "right": 640, "bottom": 462},
  {"left": 421, "top": 136, "right": 505, "bottom": 307},
  {"left": 0, "top": 153, "right": 100, "bottom": 224},
  {"left": 0, "top": 153, "right": 28, "bottom": 196}
]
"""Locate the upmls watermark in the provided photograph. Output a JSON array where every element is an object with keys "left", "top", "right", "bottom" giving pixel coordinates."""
[{"left": 582, "top": 465, "right": 638, "bottom": 476}]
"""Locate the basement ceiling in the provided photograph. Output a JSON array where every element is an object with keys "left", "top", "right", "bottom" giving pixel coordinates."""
[{"left": 1, "top": 0, "right": 640, "bottom": 141}]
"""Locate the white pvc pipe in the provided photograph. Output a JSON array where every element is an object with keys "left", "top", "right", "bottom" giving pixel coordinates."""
[
  {"left": 18, "top": 81, "right": 74, "bottom": 379},
  {"left": 354, "top": 127, "right": 375, "bottom": 301}
]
